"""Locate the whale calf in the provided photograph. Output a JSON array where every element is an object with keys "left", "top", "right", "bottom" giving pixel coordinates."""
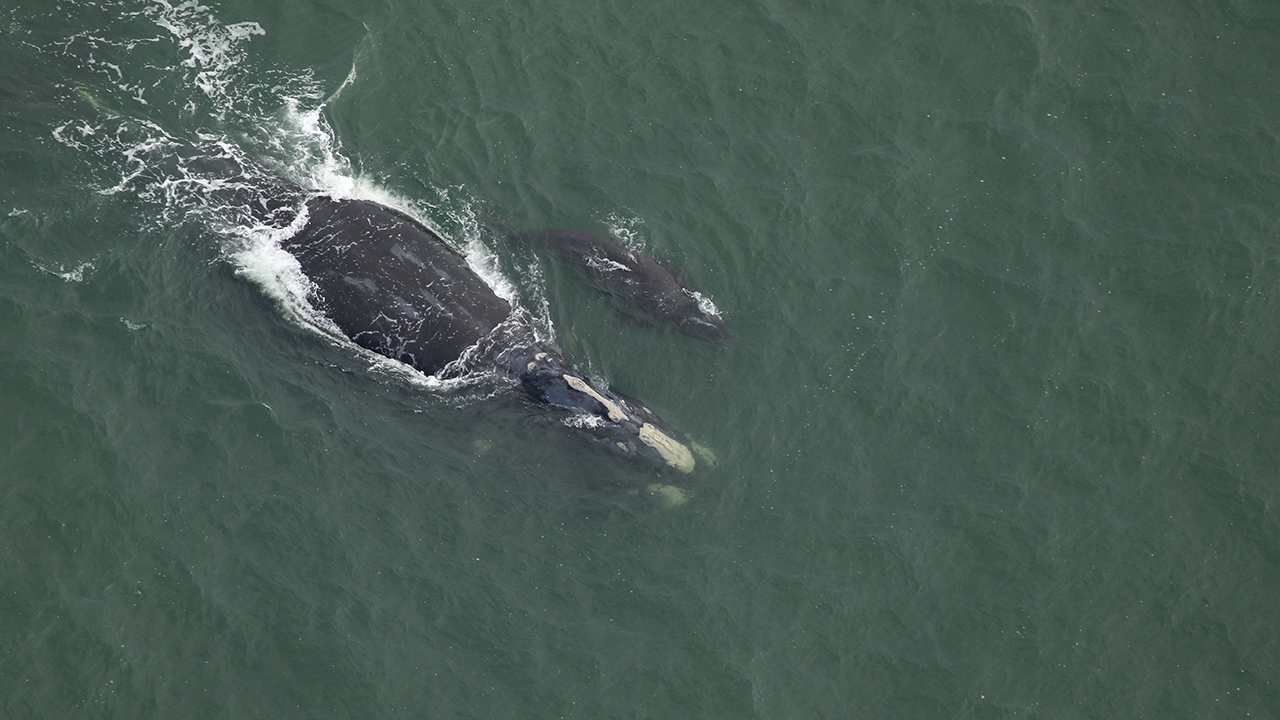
[
  {"left": 278, "top": 195, "right": 697, "bottom": 477},
  {"left": 513, "top": 229, "right": 735, "bottom": 344}
]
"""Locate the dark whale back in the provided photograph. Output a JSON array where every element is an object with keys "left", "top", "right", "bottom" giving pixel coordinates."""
[
  {"left": 283, "top": 196, "right": 513, "bottom": 374},
  {"left": 515, "top": 228, "right": 735, "bottom": 344}
]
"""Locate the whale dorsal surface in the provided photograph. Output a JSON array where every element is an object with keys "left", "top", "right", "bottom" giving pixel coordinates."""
[
  {"left": 515, "top": 228, "right": 735, "bottom": 344},
  {"left": 283, "top": 196, "right": 513, "bottom": 374}
]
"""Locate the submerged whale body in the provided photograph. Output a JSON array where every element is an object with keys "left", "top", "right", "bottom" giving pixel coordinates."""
[
  {"left": 278, "top": 195, "right": 697, "bottom": 477},
  {"left": 514, "top": 228, "right": 735, "bottom": 344}
]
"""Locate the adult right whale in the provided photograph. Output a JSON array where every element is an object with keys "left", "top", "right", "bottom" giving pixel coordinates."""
[{"left": 513, "top": 229, "right": 736, "bottom": 344}]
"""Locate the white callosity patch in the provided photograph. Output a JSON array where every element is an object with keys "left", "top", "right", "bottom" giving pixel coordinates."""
[
  {"left": 637, "top": 424, "right": 696, "bottom": 474},
  {"left": 562, "top": 374, "right": 627, "bottom": 422},
  {"left": 561, "top": 374, "right": 695, "bottom": 473}
]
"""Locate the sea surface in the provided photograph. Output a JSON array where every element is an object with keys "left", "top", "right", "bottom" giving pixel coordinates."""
[{"left": 2, "top": 0, "right": 1279, "bottom": 717}]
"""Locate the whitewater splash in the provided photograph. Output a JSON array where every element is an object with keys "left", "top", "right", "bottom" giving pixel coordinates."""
[{"left": 146, "top": 0, "right": 268, "bottom": 111}]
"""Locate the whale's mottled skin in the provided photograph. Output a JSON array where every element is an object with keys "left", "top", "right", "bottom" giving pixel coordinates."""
[
  {"left": 514, "top": 229, "right": 735, "bottom": 344},
  {"left": 283, "top": 197, "right": 513, "bottom": 375},
  {"left": 278, "top": 195, "right": 697, "bottom": 477}
]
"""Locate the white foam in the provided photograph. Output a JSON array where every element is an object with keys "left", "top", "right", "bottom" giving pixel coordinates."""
[
  {"left": 687, "top": 288, "right": 723, "bottom": 318},
  {"left": 586, "top": 255, "right": 633, "bottom": 273},
  {"left": 146, "top": 0, "right": 265, "bottom": 106},
  {"left": 563, "top": 413, "right": 608, "bottom": 430},
  {"left": 35, "top": 259, "right": 96, "bottom": 283},
  {"left": 603, "top": 211, "right": 646, "bottom": 247},
  {"left": 225, "top": 209, "right": 317, "bottom": 327}
]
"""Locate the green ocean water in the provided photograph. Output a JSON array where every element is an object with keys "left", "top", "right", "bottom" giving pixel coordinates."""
[{"left": 3, "top": 0, "right": 1279, "bottom": 717}]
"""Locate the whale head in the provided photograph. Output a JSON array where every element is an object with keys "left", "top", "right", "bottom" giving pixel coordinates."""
[{"left": 513, "top": 350, "right": 697, "bottom": 475}]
